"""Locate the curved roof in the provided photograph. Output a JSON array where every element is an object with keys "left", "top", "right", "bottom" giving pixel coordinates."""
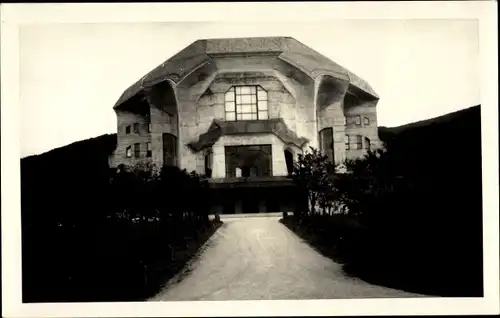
[
  {"left": 114, "top": 36, "right": 378, "bottom": 109},
  {"left": 188, "top": 118, "right": 309, "bottom": 152}
]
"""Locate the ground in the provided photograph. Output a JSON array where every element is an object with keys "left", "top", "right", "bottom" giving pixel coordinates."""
[{"left": 150, "top": 214, "right": 426, "bottom": 301}]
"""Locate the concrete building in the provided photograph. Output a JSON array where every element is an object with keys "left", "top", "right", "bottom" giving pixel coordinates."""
[{"left": 109, "top": 36, "right": 381, "bottom": 213}]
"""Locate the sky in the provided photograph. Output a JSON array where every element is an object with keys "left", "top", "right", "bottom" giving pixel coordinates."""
[{"left": 19, "top": 19, "right": 480, "bottom": 157}]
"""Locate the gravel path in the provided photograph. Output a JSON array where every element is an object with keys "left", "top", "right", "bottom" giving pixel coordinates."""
[{"left": 150, "top": 215, "right": 426, "bottom": 301}]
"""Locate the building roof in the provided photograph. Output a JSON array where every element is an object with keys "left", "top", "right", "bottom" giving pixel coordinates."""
[
  {"left": 188, "top": 118, "right": 309, "bottom": 152},
  {"left": 114, "top": 36, "right": 378, "bottom": 109}
]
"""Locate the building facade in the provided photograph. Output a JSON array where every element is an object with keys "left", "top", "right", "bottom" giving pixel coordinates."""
[{"left": 109, "top": 37, "right": 381, "bottom": 213}]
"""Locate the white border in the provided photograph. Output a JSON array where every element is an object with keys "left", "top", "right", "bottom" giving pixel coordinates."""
[{"left": 1, "top": 2, "right": 499, "bottom": 317}]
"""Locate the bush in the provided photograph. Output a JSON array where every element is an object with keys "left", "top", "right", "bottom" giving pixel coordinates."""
[
  {"left": 289, "top": 141, "right": 483, "bottom": 296},
  {"left": 22, "top": 160, "right": 214, "bottom": 302}
]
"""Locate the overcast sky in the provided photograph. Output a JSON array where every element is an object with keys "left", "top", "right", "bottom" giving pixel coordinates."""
[{"left": 19, "top": 19, "right": 479, "bottom": 157}]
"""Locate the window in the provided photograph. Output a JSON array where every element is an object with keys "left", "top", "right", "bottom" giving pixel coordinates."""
[
  {"left": 343, "top": 117, "right": 347, "bottom": 126},
  {"left": 345, "top": 135, "right": 350, "bottom": 150},
  {"left": 134, "top": 143, "right": 140, "bottom": 158},
  {"left": 224, "top": 85, "right": 268, "bottom": 121},
  {"left": 148, "top": 123, "right": 152, "bottom": 133},
  {"left": 165, "top": 113, "right": 172, "bottom": 124},
  {"left": 204, "top": 150, "right": 213, "bottom": 178},
  {"left": 319, "top": 128, "right": 334, "bottom": 163},
  {"left": 355, "top": 115, "right": 361, "bottom": 126},
  {"left": 125, "top": 125, "right": 131, "bottom": 134},
  {"left": 133, "top": 123, "right": 140, "bottom": 134},
  {"left": 126, "top": 146, "right": 132, "bottom": 158},
  {"left": 225, "top": 145, "right": 272, "bottom": 177},
  {"left": 146, "top": 142, "right": 152, "bottom": 157},
  {"left": 355, "top": 135, "right": 363, "bottom": 150},
  {"left": 364, "top": 137, "right": 371, "bottom": 151},
  {"left": 363, "top": 117, "right": 370, "bottom": 126}
]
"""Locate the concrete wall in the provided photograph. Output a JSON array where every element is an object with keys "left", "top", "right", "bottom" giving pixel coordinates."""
[
  {"left": 344, "top": 100, "right": 381, "bottom": 160},
  {"left": 110, "top": 109, "right": 151, "bottom": 168},
  {"left": 175, "top": 55, "right": 315, "bottom": 174},
  {"left": 111, "top": 54, "right": 379, "bottom": 170},
  {"left": 315, "top": 76, "right": 350, "bottom": 164}
]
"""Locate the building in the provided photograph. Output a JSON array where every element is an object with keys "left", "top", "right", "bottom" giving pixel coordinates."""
[{"left": 109, "top": 36, "right": 381, "bottom": 214}]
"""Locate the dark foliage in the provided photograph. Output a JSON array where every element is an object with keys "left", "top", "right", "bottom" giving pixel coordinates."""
[
  {"left": 21, "top": 134, "right": 219, "bottom": 302},
  {"left": 288, "top": 105, "right": 483, "bottom": 297}
]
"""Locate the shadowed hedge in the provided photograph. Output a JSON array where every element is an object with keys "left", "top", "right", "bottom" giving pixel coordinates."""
[
  {"left": 284, "top": 105, "right": 483, "bottom": 297},
  {"left": 21, "top": 135, "right": 221, "bottom": 302}
]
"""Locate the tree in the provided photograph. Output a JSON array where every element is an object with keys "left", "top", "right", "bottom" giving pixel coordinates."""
[{"left": 292, "top": 147, "right": 338, "bottom": 216}]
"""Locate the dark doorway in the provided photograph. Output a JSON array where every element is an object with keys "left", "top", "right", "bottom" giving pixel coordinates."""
[
  {"left": 284, "top": 149, "right": 294, "bottom": 176},
  {"left": 163, "top": 133, "right": 177, "bottom": 166},
  {"left": 241, "top": 166, "right": 251, "bottom": 177},
  {"left": 242, "top": 189, "right": 259, "bottom": 213}
]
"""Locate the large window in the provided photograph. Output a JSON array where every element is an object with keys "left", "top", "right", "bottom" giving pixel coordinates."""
[
  {"left": 225, "top": 86, "right": 268, "bottom": 121},
  {"left": 225, "top": 145, "right": 272, "bottom": 177}
]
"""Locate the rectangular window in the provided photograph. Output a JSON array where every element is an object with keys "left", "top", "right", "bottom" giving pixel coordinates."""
[
  {"left": 355, "top": 115, "right": 361, "bottom": 126},
  {"left": 345, "top": 135, "right": 350, "bottom": 150},
  {"left": 125, "top": 125, "right": 131, "bottom": 134},
  {"left": 225, "top": 85, "right": 268, "bottom": 121},
  {"left": 165, "top": 113, "right": 172, "bottom": 124},
  {"left": 133, "top": 123, "right": 140, "bottom": 134},
  {"left": 148, "top": 123, "right": 152, "bottom": 133},
  {"left": 126, "top": 146, "right": 132, "bottom": 158},
  {"left": 134, "top": 143, "right": 140, "bottom": 158},
  {"left": 363, "top": 117, "right": 370, "bottom": 126},
  {"left": 146, "top": 142, "right": 152, "bottom": 157},
  {"left": 356, "top": 135, "right": 363, "bottom": 150}
]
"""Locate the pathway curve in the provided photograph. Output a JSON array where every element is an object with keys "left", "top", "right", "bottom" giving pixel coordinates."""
[{"left": 151, "top": 215, "right": 426, "bottom": 301}]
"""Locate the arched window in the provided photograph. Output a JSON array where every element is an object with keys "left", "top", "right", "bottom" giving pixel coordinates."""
[
  {"left": 364, "top": 137, "right": 371, "bottom": 151},
  {"left": 204, "top": 149, "right": 213, "bottom": 178},
  {"left": 284, "top": 149, "right": 294, "bottom": 176},
  {"left": 224, "top": 85, "right": 268, "bottom": 121},
  {"left": 162, "top": 133, "right": 177, "bottom": 167},
  {"left": 319, "top": 128, "right": 334, "bottom": 163}
]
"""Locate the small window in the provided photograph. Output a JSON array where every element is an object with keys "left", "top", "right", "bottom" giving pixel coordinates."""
[
  {"left": 148, "top": 123, "right": 152, "bottom": 133},
  {"left": 126, "top": 146, "right": 132, "bottom": 158},
  {"left": 125, "top": 125, "right": 131, "bottom": 134},
  {"left": 134, "top": 143, "right": 140, "bottom": 158},
  {"left": 356, "top": 135, "right": 363, "bottom": 150},
  {"left": 355, "top": 115, "right": 361, "bottom": 125},
  {"left": 133, "top": 123, "right": 140, "bottom": 134},
  {"left": 343, "top": 117, "right": 347, "bottom": 126},
  {"left": 166, "top": 114, "right": 172, "bottom": 124},
  {"left": 345, "top": 135, "right": 350, "bottom": 150},
  {"left": 364, "top": 137, "right": 371, "bottom": 151},
  {"left": 363, "top": 117, "right": 370, "bottom": 126},
  {"left": 146, "top": 142, "right": 152, "bottom": 157}
]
